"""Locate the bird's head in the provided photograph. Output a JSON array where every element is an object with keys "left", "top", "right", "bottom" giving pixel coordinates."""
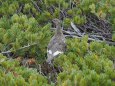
[{"left": 52, "top": 18, "right": 61, "bottom": 26}]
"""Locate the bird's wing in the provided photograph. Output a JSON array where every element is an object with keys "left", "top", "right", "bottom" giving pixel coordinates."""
[
  {"left": 46, "top": 42, "right": 66, "bottom": 63},
  {"left": 47, "top": 42, "right": 66, "bottom": 56}
]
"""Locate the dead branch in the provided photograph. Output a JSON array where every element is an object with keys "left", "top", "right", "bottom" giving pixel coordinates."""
[
  {"left": 65, "top": 34, "right": 115, "bottom": 45},
  {"left": 71, "top": 22, "right": 84, "bottom": 36},
  {"left": 31, "top": 0, "right": 42, "bottom": 13},
  {"left": 0, "top": 43, "right": 37, "bottom": 54},
  {"left": 17, "top": 4, "right": 23, "bottom": 13}
]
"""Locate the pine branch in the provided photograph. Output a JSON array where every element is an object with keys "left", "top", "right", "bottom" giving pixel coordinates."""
[{"left": 0, "top": 43, "right": 37, "bottom": 54}]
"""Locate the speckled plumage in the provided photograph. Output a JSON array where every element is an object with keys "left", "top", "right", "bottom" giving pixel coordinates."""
[{"left": 46, "top": 19, "right": 66, "bottom": 63}]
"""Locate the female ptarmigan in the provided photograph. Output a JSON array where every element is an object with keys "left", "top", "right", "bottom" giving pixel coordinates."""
[{"left": 46, "top": 19, "right": 66, "bottom": 63}]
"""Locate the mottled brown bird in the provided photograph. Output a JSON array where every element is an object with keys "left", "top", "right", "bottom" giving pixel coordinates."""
[{"left": 46, "top": 19, "right": 66, "bottom": 63}]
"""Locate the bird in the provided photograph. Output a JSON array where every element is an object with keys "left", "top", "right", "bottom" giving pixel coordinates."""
[{"left": 46, "top": 18, "right": 67, "bottom": 63}]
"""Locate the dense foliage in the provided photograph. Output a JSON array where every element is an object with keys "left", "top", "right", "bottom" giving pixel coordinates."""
[
  {"left": 55, "top": 36, "right": 115, "bottom": 86},
  {"left": 0, "top": 0, "right": 115, "bottom": 85}
]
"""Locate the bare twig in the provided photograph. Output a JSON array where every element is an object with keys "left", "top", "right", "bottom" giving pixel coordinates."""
[
  {"left": 71, "top": 22, "right": 84, "bottom": 36},
  {"left": 17, "top": 4, "right": 23, "bottom": 13},
  {"left": 0, "top": 43, "right": 37, "bottom": 54},
  {"left": 0, "top": 50, "right": 11, "bottom": 54},
  {"left": 89, "top": 35, "right": 105, "bottom": 41},
  {"left": 31, "top": 0, "right": 42, "bottom": 12},
  {"left": 65, "top": 34, "right": 115, "bottom": 45}
]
